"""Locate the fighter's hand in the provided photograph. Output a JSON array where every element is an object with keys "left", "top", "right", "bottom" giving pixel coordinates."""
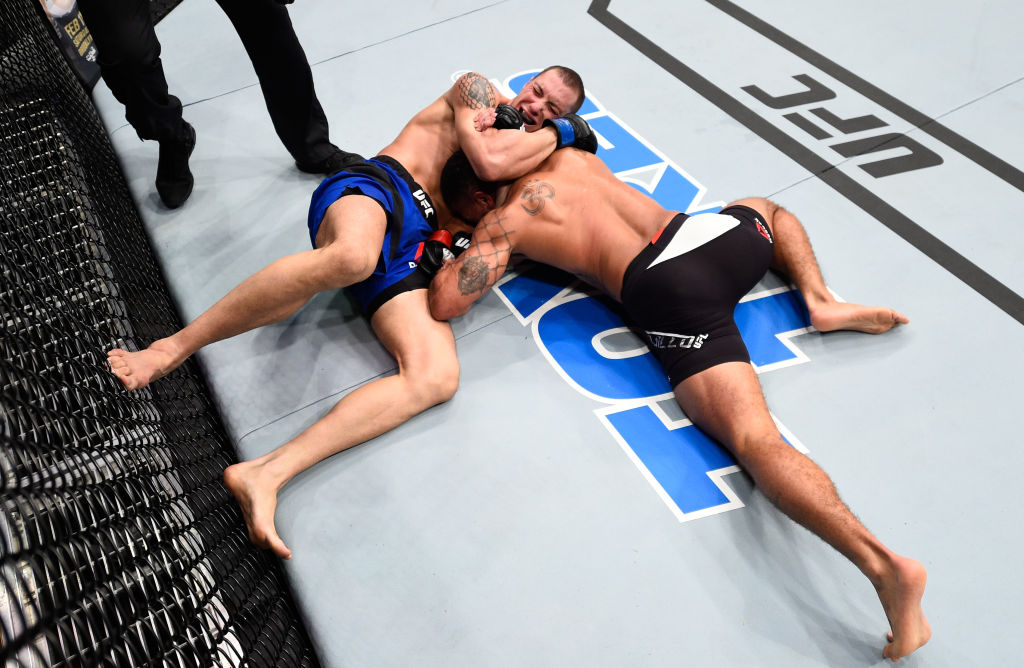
[
  {"left": 475, "top": 104, "right": 525, "bottom": 132},
  {"left": 543, "top": 113, "right": 598, "bottom": 153},
  {"left": 418, "top": 230, "right": 456, "bottom": 278},
  {"left": 418, "top": 231, "right": 473, "bottom": 277},
  {"left": 492, "top": 104, "right": 525, "bottom": 130},
  {"left": 473, "top": 108, "right": 497, "bottom": 132}
]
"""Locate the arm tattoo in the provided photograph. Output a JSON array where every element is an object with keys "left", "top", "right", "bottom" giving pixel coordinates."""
[
  {"left": 458, "top": 211, "right": 513, "bottom": 296},
  {"left": 456, "top": 73, "right": 497, "bottom": 110},
  {"left": 519, "top": 179, "right": 555, "bottom": 216},
  {"left": 458, "top": 256, "right": 493, "bottom": 295}
]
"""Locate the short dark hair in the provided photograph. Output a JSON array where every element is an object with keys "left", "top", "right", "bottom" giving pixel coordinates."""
[
  {"left": 539, "top": 65, "right": 585, "bottom": 113},
  {"left": 440, "top": 151, "right": 498, "bottom": 224}
]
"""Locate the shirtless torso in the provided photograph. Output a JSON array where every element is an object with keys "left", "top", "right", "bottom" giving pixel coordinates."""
[
  {"left": 429, "top": 148, "right": 676, "bottom": 316},
  {"left": 494, "top": 149, "right": 675, "bottom": 299}
]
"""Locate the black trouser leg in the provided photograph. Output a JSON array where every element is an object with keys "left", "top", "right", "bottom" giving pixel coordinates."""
[
  {"left": 214, "top": 0, "right": 336, "bottom": 165},
  {"left": 78, "top": 0, "right": 185, "bottom": 142}
]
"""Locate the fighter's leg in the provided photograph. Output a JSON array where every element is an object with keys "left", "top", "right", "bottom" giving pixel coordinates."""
[
  {"left": 673, "top": 361, "right": 930, "bottom": 660},
  {"left": 727, "top": 197, "right": 908, "bottom": 334},
  {"left": 223, "top": 288, "right": 458, "bottom": 559},
  {"left": 107, "top": 195, "right": 386, "bottom": 389}
]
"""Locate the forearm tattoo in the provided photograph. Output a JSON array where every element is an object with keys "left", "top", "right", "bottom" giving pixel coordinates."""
[
  {"left": 458, "top": 256, "right": 493, "bottom": 295},
  {"left": 520, "top": 179, "right": 555, "bottom": 215},
  {"left": 458, "top": 211, "right": 513, "bottom": 295},
  {"left": 456, "top": 73, "right": 497, "bottom": 110}
]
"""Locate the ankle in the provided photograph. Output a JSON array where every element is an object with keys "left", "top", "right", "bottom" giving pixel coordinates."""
[
  {"left": 151, "top": 336, "right": 189, "bottom": 366},
  {"left": 247, "top": 455, "right": 292, "bottom": 492},
  {"left": 860, "top": 546, "right": 902, "bottom": 590},
  {"left": 802, "top": 287, "right": 837, "bottom": 310}
]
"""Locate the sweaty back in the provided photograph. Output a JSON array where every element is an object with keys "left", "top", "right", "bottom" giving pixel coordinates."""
[{"left": 506, "top": 150, "right": 674, "bottom": 297}]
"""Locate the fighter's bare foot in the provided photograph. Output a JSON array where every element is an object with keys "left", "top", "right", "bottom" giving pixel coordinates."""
[
  {"left": 106, "top": 338, "right": 184, "bottom": 390},
  {"left": 877, "top": 556, "right": 930, "bottom": 661},
  {"left": 809, "top": 302, "right": 909, "bottom": 334},
  {"left": 223, "top": 461, "right": 292, "bottom": 560}
]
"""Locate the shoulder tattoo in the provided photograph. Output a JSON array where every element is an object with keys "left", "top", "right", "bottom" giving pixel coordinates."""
[
  {"left": 520, "top": 179, "right": 555, "bottom": 216},
  {"left": 456, "top": 73, "right": 497, "bottom": 110}
]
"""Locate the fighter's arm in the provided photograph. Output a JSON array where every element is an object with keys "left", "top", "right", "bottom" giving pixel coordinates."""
[
  {"left": 449, "top": 73, "right": 557, "bottom": 182},
  {"left": 428, "top": 207, "right": 517, "bottom": 320}
]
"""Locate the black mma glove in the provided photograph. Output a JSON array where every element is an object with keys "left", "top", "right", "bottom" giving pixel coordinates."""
[
  {"left": 492, "top": 104, "right": 525, "bottom": 130},
  {"left": 543, "top": 113, "right": 598, "bottom": 153},
  {"left": 418, "top": 230, "right": 455, "bottom": 278}
]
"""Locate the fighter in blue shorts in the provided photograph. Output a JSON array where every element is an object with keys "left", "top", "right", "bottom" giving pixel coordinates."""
[
  {"left": 307, "top": 155, "right": 439, "bottom": 317},
  {"left": 107, "top": 66, "right": 590, "bottom": 560}
]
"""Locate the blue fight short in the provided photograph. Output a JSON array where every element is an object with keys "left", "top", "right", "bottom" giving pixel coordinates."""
[{"left": 307, "top": 155, "right": 438, "bottom": 317}]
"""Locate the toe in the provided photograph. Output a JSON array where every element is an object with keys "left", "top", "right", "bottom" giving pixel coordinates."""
[{"left": 271, "top": 536, "right": 292, "bottom": 560}]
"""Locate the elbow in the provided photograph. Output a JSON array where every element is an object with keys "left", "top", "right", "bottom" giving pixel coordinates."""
[
  {"left": 428, "top": 265, "right": 477, "bottom": 320},
  {"left": 430, "top": 302, "right": 454, "bottom": 322},
  {"left": 474, "top": 162, "right": 504, "bottom": 184},
  {"left": 428, "top": 290, "right": 465, "bottom": 322},
  {"left": 467, "top": 153, "right": 505, "bottom": 183}
]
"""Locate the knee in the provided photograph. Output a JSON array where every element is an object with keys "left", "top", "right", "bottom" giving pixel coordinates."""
[
  {"left": 122, "top": 42, "right": 160, "bottom": 70},
  {"left": 729, "top": 428, "right": 790, "bottom": 462},
  {"left": 425, "top": 359, "right": 460, "bottom": 404},
  {"left": 406, "top": 358, "right": 460, "bottom": 408},
  {"left": 313, "top": 244, "right": 377, "bottom": 289}
]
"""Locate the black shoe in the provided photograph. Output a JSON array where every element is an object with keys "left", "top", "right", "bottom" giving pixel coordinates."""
[
  {"left": 155, "top": 122, "right": 196, "bottom": 208},
  {"left": 295, "top": 148, "right": 364, "bottom": 176}
]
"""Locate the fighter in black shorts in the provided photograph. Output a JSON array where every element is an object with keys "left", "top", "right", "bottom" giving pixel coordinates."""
[{"left": 430, "top": 147, "right": 927, "bottom": 661}]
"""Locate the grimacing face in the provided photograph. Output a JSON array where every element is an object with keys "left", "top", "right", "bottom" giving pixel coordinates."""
[{"left": 510, "top": 70, "right": 578, "bottom": 132}]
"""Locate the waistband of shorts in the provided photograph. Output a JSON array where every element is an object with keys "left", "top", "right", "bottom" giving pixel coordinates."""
[
  {"left": 621, "top": 212, "right": 688, "bottom": 295},
  {"left": 371, "top": 154, "right": 436, "bottom": 222}
]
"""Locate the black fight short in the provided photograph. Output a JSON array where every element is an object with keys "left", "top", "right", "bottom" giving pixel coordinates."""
[{"left": 620, "top": 205, "right": 775, "bottom": 388}]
